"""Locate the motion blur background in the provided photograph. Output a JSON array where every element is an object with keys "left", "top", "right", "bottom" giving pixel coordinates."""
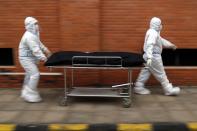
[{"left": 0, "top": 0, "right": 197, "bottom": 88}]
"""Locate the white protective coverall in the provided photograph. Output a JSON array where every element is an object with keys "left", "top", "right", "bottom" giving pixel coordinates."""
[
  {"left": 134, "top": 17, "right": 180, "bottom": 96},
  {"left": 19, "top": 17, "right": 50, "bottom": 102}
]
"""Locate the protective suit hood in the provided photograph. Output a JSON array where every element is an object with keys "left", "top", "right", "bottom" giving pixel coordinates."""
[
  {"left": 24, "top": 17, "right": 39, "bottom": 37},
  {"left": 150, "top": 17, "right": 162, "bottom": 32}
]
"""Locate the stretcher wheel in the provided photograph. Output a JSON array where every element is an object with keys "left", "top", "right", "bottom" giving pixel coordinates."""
[
  {"left": 59, "top": 98, "right": 68, "bottom": 106},
  {"left": 122, "top": 98, "right": 131, "bottom": 108}
]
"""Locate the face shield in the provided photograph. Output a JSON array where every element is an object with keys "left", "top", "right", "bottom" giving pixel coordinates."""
[
  {"left": 150, "top": 17, "right": 162, "bottom": 32},
  {"left": 24, "top": 17, "right": 40, "bottom": 37}
]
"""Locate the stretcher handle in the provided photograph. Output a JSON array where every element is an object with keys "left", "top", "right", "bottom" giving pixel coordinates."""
[{"left": 112, "top": 83, "right": 132, "bottom": 88}]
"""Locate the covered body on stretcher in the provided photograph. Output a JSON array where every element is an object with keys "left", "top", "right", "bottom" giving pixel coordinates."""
[{"left": 44, "top": 51, "right": 145, "bottom": 67}]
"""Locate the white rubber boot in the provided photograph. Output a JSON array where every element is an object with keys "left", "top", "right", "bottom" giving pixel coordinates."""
[
  {"left": 163, "top": 83, "right": 180, "bottom": 96},
  {"left": 134, "top": 86, "right": 151, "bottom": 95},
  {"left": 23, "top": 94, "right": 42, "bottom": 103},
  {"left": 21, "top": 86, "right": 42, "bottom": 103}
]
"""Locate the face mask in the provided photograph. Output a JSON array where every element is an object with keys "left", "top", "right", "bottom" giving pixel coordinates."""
[
  {"left": 160, "top": 24, "right": 163, "bottom": 31},
  {"left": 35, "top": 23, "right": 39, "bottom": 32}
]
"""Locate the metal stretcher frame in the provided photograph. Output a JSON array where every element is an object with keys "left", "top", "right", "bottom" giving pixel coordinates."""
[
  {"left": 48, "top": 55, "right": 142, "bottom": 108},
  {"left": 48, "top": 54, "right": 197, "bottom": 108}
]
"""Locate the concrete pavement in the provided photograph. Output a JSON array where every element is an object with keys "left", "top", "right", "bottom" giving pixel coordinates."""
[{"left": 0, "top": 87, "right": 197, "bottom": 124}]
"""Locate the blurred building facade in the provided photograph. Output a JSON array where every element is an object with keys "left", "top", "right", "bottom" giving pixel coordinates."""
[{"left": 0, "top": 0, "right": 197, "bottom": 88}]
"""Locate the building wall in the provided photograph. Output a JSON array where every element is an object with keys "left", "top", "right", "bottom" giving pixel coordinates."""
[{"left": 0, "top": 0, "right": 197, "bottom": 88}]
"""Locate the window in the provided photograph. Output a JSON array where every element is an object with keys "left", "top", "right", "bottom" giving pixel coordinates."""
[
  {"left": 162, "top": 49, "right": 197, "bottom": 66},
  {"left": 0, "top": 48, "right": 14, "bottom": 66}
]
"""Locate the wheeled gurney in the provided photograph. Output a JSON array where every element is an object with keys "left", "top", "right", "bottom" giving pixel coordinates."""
[{"left": 45, "top": 51, "right": 144, "bottom": 107}]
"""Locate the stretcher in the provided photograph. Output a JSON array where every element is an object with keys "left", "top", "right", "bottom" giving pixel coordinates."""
[{"left": 45, "top": 51, "right": 144, "bottom": 108}]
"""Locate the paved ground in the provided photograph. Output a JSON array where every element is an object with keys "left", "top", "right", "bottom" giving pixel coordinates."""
[{"left": 0, "top": 86, "right": 197, "bottom": 124}]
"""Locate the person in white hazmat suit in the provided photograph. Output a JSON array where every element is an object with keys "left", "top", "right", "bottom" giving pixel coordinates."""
[
  {"left": 19, "top": 17, "right": 51, "bottom": 102},
  {"left": 134, "top": 17, "right": 180, "bottom": 96}
]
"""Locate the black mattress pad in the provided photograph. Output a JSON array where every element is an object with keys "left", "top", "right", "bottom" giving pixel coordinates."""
[{"left": 44, "top": 51, "right": 144, "bottom": 67}]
